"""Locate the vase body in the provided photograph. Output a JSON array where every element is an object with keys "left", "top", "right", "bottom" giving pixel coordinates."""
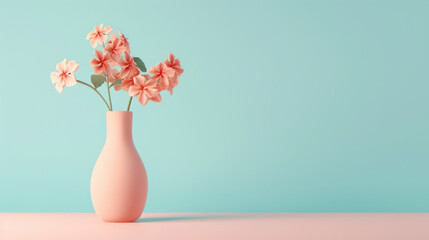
[{"left": 90, "top": 111, "right": 148, "bottom": 222}]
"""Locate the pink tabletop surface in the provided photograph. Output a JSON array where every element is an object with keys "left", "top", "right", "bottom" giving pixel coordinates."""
[{"left": 1, "top": 212, "right": 428, "bottom": 240}]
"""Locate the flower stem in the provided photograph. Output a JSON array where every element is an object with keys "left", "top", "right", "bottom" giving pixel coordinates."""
[
  {"left": 77, "top": 80, "right": 111, "bottom": 111},
  {"left": 126, "top": 97, "right": 133, "bottom": 111},
  {"left": 106, "top": 76, "right": 112, "bottom": 110}
]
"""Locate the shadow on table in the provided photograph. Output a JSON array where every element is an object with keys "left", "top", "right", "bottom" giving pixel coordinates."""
[
  {"left": 137, "top": 213, "right": 343, "bottom": 223},
  {"left": 137, "top": 213, "right": 258, "bottom": 223}
]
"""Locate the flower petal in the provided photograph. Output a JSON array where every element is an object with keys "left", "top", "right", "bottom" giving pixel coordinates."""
[
  {"left": 113, "top": 85, "right": 121, "bottom": 91},
  {"left": 103, "top": 63, "right": 111, "bottom": 75},
  {"left": 86, "top": 32, "right": 96, "bottom": 40},
  {"left": 100, "top": 35, "right": 108, "bottom": 44},
  {"left": 146, "top": 78, "right": 158, "bottom": 87},
  {"left": 65, "top": 75, "right": 77, "bottom": 87},
  {"left": 55, "top": 80, "right": 65, "bottom": 93},
  {"left": 130, "top": 67, "right": 140, "bottom": 78},
  {"left": 67, "top": 61, "right": 79, "bottom": 73},
  {"left": 56, "top": 59, "right": 67, "bottom": 72},
  {"left": 108, "top": 68, "right": 119, "bottom": 82},
  {"left": 125, "top": 52, "right": 133, "bottom": 62},
  {"left": 93, "top": 67, "right": 102, "bottom": 75},
  {"left": 128, "top": 86, "right": 141, "bottom": 97},
  {"left": 168, "top": 86, "right": 174, "bottom": 95},
  {"left": 121, "top": 78, "right": 133, "bottom": 91},
  {"left": 119, "top": 69, "right": 129, "bottom": 79},
  {"left": 147, "top": 65, "right": 158, "bottom": 75},
  {"left": 132, "top": 75, "right": 145, "bottom": 87},
  {"left": 168, "top": 53, "right": 175, "bottom": 64},
  {"left": 160, "top": 76, "right": 169, "bottom": 89},
  {"left": 89, "top": 58, "right": 100, "bottom": 68},
  {"left": 90, "top": 38, "right": 98, "bottom": 48},
  {"left": 138, "top": 92, "right": 150, "bottom": 106},
  {"left": 110, "top": 33, "right": 118, "bottom": 42},
  {"left": 151, "top": 93, "right": 162, "bottom": 102},
  {"left": 146, "top": 87, "right": 158, "bottom": 97},
  {"left": 94, "top": 50, "right": 102, "bottom": 60},
  {"left": 103, "top": 26, "right": 113, "bottom": 34},
  {"left": 164, "top": 67, "right": 175, "bottom": 77},
  {"left": 50, "top": 72, "right": 60, "bottom": 84},
  {"left": 94, "top": 24, "right": 104, "bottom": 32}
]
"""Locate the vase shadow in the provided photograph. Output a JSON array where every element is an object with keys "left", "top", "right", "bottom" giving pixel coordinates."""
[{"left": 137, "top": 213, "right": 255, "bottom": 223}]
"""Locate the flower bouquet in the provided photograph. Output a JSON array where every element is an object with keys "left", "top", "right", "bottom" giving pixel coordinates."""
[
  {"left": 50, "top": 24, "right": 184, "bottom": 222},
  {"left": 50, "top": 23, "right": 184, "bottom": 110}
]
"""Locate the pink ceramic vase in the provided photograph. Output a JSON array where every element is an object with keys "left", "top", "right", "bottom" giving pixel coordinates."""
[{"left": 90, "top": 111, "right": 148, "bottom": 222}]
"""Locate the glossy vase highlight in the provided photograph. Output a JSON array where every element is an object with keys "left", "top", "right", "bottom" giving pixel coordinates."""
[{"left": 90, "top": 111, "right": 148, "bottom": 222}]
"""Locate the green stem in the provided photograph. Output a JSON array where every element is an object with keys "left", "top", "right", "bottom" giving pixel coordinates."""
[
  {"left": 77, "top": 80, "right": 111, "bottom": 111},
  {"left": 126, "top": 97, "right": 133, "bottom": 111},
  {"left": 106, "top": 75, "right": 112, "bottom": 111}
]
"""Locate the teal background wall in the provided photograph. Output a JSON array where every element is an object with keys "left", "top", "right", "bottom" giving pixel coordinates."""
[{"left": 0, "top": 0, "right": 428, "bottom": 212}]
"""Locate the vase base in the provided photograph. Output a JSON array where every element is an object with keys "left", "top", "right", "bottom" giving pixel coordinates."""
[{"left": 99, "top": 217, "right": 140, "bottom": 223}]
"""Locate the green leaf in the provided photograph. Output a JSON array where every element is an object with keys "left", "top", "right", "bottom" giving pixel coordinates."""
[
  {"left": 91, "top": 75, "right": 105, "bottom": 89},
  {"left": 112, "top": 80, "right": 122, "bottom": 86},
  {"left": 134, "top": 57, "right": 147, "bottom": 72}
]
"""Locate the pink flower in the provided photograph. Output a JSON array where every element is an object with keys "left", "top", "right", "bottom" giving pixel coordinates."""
[
  {"left": 108, "top": 68, "right": 122, "bottom": 91},
  {"left": 121, "top": 74, "right": 149, "bottom": 92},
  {"left": 118, "top": 52, "right": 139, "bottom": 79},
  {"left": 121, "top": 77, "right": 134, "bottom": 92},
  {"left": 50, "top": 59, "right": 79, "bottom": 93},
  {"left": 164, "top": 53, "right": 184, "bottom": 77},
  {"left": 86, "top": 24, "right": 113, "bottom": 48},
  {"left": 89, "top": 50, "right": 111, "bottom": 75},
  {"left": 128, "top": 75, "right": 159, "bottom": 106},
  {"left": 104, "top": 34, "right": 126, "bottom": 65},
  {"left": 163, "top": 53, "right": 184, "bottom": 95},
  {"left": 147, "top": 62, "right": 175, "bottom": 90},
  {"left": 119, "top": 31, "right": 130, "bottom": 52}
]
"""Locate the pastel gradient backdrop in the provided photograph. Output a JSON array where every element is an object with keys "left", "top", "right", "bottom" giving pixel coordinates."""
[{"left": 0, "top": 0, "right": 428, "bottom": 212}]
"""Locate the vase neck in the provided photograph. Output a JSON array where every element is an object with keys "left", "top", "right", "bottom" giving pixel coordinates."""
[{"left": 106, "top": 111, "right": 133, "bottom": 142}]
